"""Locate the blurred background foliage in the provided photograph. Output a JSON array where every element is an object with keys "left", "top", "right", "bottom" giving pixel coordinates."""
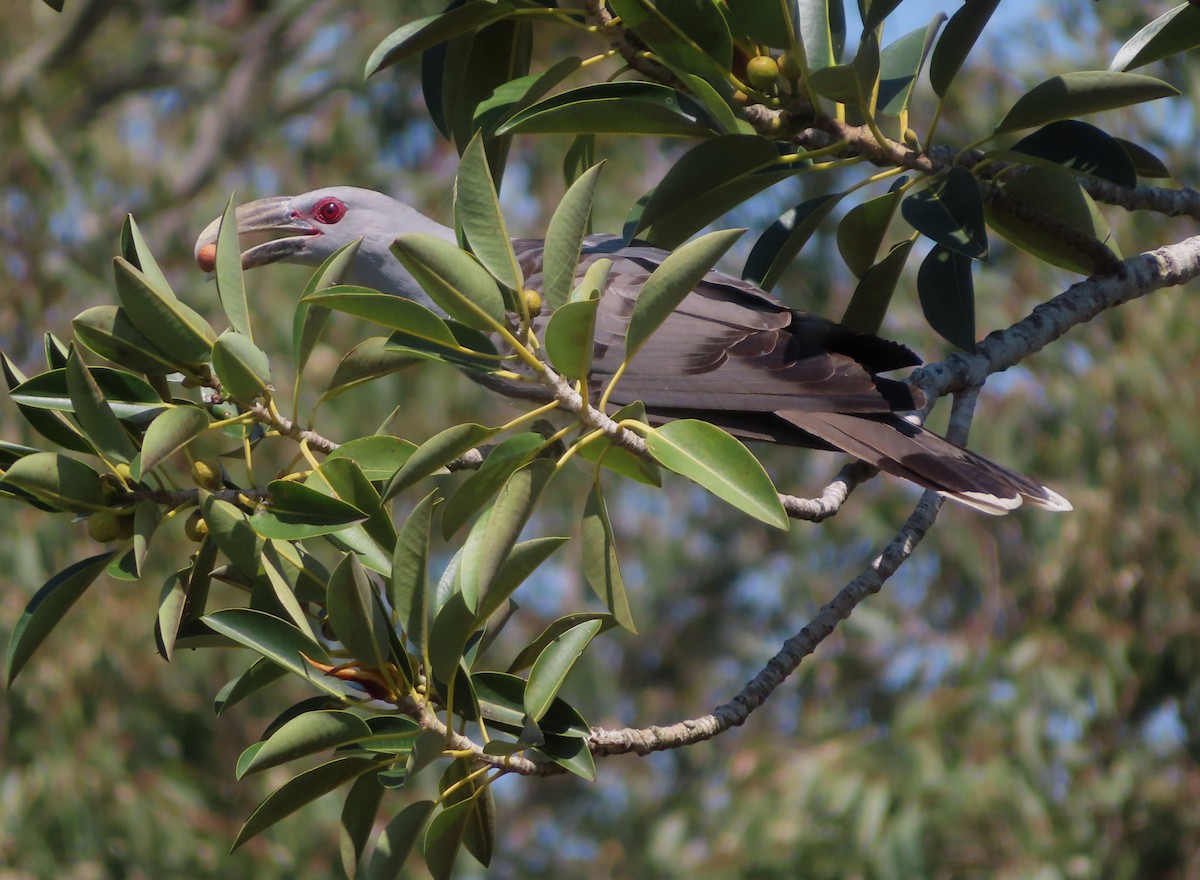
[{"left": 1, "top": 0, "right": 1198, "bottom": 877}]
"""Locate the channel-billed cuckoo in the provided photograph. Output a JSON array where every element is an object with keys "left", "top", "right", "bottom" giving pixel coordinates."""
[{"left": 195, "top": 186, "right": 1070, "bottom": 515}]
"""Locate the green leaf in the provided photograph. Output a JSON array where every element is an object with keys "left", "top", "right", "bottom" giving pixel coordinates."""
[
  {"left": 730, "top": 0, "right": 797, "bottom": 49},
  {"left": 72, "top": 305, "right": 181, "bottom": 375},
  {"left": 474, "top": 57, "right": 584, "bottom": 138},
  {"left": 214, "top": 192, "right": 252, "bottom": 341},
  {"left": 1, "top": 357, "right": 91, "bottom": 455},
  {"left": 534, "top": 732, "right": 596, "bottom": 781},
  {"left": 8, "top": 367, "right": 166, "bottom": 424},
  {"left": 439, "top": 759, "right": 495, "bottom": 867},
  {"left": 428, "top": 592, "right": 477, "bottom": 693},
  {"left": 203, "top": 608, "right": 348, "bottom": 698},
  {"left": 113, "top": 257, "right": 216, "bottom": 365},
  {"left": 917, "top": 245, "right": 976, "bottom": 352},
  {"left": 837, "top": 189, "right": 901, "bottom": 278},
  {"left": 2, "top": 452, "right": 104, "bottom": 512},
  {"left": 743, "top": 193, "right": 843, "bottom": 290},
  {"left": 324, "top": 337, "right": 419, "bottom": 399},
  {"left": 574, "top": 401, "right": 662, "bottom": 487},
  {"left": 459, "top": 460, "right": 555, "bottom": 612},
  {"left": 200, "top": 493, "right": 264, "bottom": 578},
  {"left": 562, "top": 134, "right": 595, "bottom": 186},
  {"left": 251, "top": 481, "right": 367, "bottom": 540},
  {"left": 861, "top": 0, "right": 904, "bottom": 31},
  {"left": 367, "top": 801, "right": 435, "bottom": 880},
  {"left": 392, "top": 493, "right": 437, "bottom": 653},
  {"left": 985, "top": 167, "right": 1119, "bottom": 274},
  {"left": 525, "top": 618, "right": 604, "bottom": 722},
  {"left": 995, "top": 71, "right": 1179, "bottom": 134},
  {"left": 390, "top": 235, "right": 507, "bottom": 331},
  {"left": 136, "top": 406, "right": 209, "bottom": 479},
  {"left": 635, "top": 135, "right": 789, "bottom": 249},
  {"left": 366, "top": 2, "right": 516, "bottom": 76},
  {"left": 645, "top": 420, "right": 790, "bottom": 528},
  {"left": 809, "top": 30, "right": 879, "bottom": 107},
  {"left": 233, "top": 756, "right": 380, "bottom": 850},
  {"left": 841, "top": 239, "right": 915, "bottom": 335},
  {"left": 311, "top": 458, "right": 396, "bottom": 551},
  {"left": 1111, "top": 4, "right": 1200, "bottom": 72},
  {"left": 475, "top": 536, "right": 568, "bottom": 623},
  {"left": 211, "top": 330, "right": 271, "bottom": 403},
  {"left": 507, "top": 612, "right": 613, "bottom": 674},
  {"left": 901, "top": 167, "right": 988, "bottom": 259},
  {"left": 878, "top": 17, "right": 944, "bottom": 116},
  {"left": 341, "top": 773, "right": 385, "bottom": 880},
  {"left": 929, "top": 0, "right": 1000, "bottom": 97},
  {"left": 120, "top": 214, "right": 170, "bottom": 292},
  {"left": 625, "top": 228, "right": 745, "bottom": 361},
  {"left": 797, "top": 0, "right": 846, "bottom": 69},
  {"left": 456, "top": 132, "right": 524, "bottom": 296},
  {"left": 326, "top": 554, "right": 391, "bottom": 670},
  {"left": 1004, "top": 119, "right": 1137, "bottom": 188},
  {"left": 328, "top": 435, "right": 418, "bottom": 481},
  {"left": 242, "top": 710, "right": 372, "bottom": 777},
  {"left": 441, "top": 433, "right": 544, "bottom": 539},
  {"left": 571, "top": 256, "right": 612, "bottom": 304},
  {"left": 498, "top": 81, "right": 720, "bottom": 138},
  {"left": 543, "top": 299, "right": 600, "bottom": 381},
  {"left": 424, "top": 801, "right": 472, "bottom": 880},
  {"left": 64, "top": 349, "right": 136, "bottom": 462},
  {"left": 581, "top": 484, "right": 636, "bottom": 632},
  {"left": 607, "top": 0, "right": 732, "bottom": 79},
  {"left": 215, "top": 658, "right": 288, "bottom": 716},
  {"left": 260, "top": 542, "right": 316, "bottom": 636},
  {"left": 1113, "top": 137, "right": 1171, "bottom": 179},
  {"left": 294, "top": 240, "right": 362, "bottom": 379},
  {"left": 543, "top": 162, "right": 605, "bottom": 310},
  {"left": 384, "top": 423, "right": 497, "bottom": 500},
  {"left": 159, "top": 538, "right": 217, "bottom": 661},
  {"left": 6, "top": 552, "right": 113, "bottom": 684}
]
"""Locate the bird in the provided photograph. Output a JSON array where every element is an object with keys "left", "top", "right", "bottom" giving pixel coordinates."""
[{"left": 194, "top": 186, "right": 1071, "bottom": 515}]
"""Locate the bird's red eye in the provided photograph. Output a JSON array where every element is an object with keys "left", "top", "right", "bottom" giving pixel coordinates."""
[{"left": 312, "top": 197, "right": 346, "bottom": 225}]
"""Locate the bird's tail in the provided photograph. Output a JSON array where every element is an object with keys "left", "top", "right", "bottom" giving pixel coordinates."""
[{"left": 777, "top": 410, "right": 1071, "bottom": 514}]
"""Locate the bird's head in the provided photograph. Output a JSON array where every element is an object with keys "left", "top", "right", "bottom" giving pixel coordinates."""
[{"left": 193, "top": 186, "right": 454, "bottom": 301}]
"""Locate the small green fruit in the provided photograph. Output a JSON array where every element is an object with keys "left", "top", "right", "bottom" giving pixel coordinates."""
[
  {"left": 746, "top": 55, "right": 780, "bottom": 91},
  {"left": 87, "top": 512, "right": 124, "bottom": 543},
  {"left": 190, "top": 458, "right": 223, "bottom": 489},
  {"left": 184, "top": 510, "right": 209, "bottom": 542},
  {"left": 778, "top": 51, "right": 804, "bottom": 82}
]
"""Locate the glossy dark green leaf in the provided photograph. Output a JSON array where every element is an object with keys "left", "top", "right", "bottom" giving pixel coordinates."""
[
  {"left": 743, "top": 192, "right": 843, "bottom": 290},
  {"left": 635, "top": 135, "right": 788, "bottom": 249},
  {"left": 474, "top": 57, "right": 583, "bottom": 139},
  {"left": 120, "top": 499, "right": 161, "bottom": 582},
  {"left": 311, "top": 457, "right": 396, "bottom": 551},
  {"left": 1, "top": 356, "right": 91, "bottom": 454},
  {"left": 878, "top": 17, "right": 944, "bottom": 116},
  {"left": 211, "top": 330, "right": 271, "bottom": 403},
  {"left": 730, "top": 0, "right": 796, "bottom": 49},
  {"left": 340, "top": 773, "right": 385, "bottom": 880},
  {"left": 929, "top": 0, "right": 1000, "bottom": 96},
  {"left": 136, "top": 406, "right": 209, "bottom": 479},
  {"left": 384, "top": 423, "right": 497, "bottom": 500},
  {"left": 2, "top": 452, "right": 104, "bottom": 513},
  {"left": 326, "top": 554, "right": 391, "bottom": 671},
  {"left": 424, "top": 800, "right": 473, "bottom": 880},
  {"left": 645, "top": 420, "right": 790, "bottom": 528},
  {"left": 327, "top": 435, "right": 418, "bottom": 481},
  {"left": 232, "top": 756, "right": 380, "bottom": 850},
  {"left": 391, "top": 235, "right": 507, "bottom": 332},
  {"left": 251, "top": 480, "right": 367, "bottom": 540},
  {"left": 459, "top": 460, "right": 555, "bottom": 612},
  {"left": 581, "top": 484, "right": 636, "bottom": 632},
  {"left": 391, "top": 492, "right": 437, "bottom": 653},
  {"left": 534, "top": 732, "right": 596, "bottom": 781},
  {"left": 120, "top": 214, "right": 170, "bottom": 292},
  {"left": 8, "top": 366, "right": 165, "bottom": 424},
  {"left": 6, "top": 552, "right": 112, "bottom": 685},
  {"left": 841, "top": 239, "right": 915, "bottom": 335},
  {"left": 525, "top": 617, "right": 603, "bottom": 722},
  {"left": 497, "top": 82, "right": 719, "bottom": 138},
  {"left": 1005, "top": 120, "right": 1137, "bottom": 188},
  {"left": 441, "top": 433, "right": 544, "bottom": 539},
  {"left": 428, "top": 591, "right": 477, "bottom": 695},
  {"left": 861, "top": 0, "right": 904, "bottom": 31},
  {"left": 439, "top": 759, "right": 495, "bottom": 867},
  {"left": 608, "top": 0, "right": 732, "bottom": 79},
  {"left": 507, "top": 612, "right": 612, "bottom": 674},
  {"left": 985, "top": 167, "right": 1119, "bottom": 274},
  {"left": 214, "top": 192, "right": 253, "bottom": 341},
  {"left": 901, "top": 167, "right": 988, "bottom": 259},
  {"left": 72, "top": 305, "right": 181, "bottom": 375},
  {"left": 113, "top": 256, "right": 216, "bottom": 365},
  {"left": 366, "top": 2, "right": 516, "bottom": 76},
  {"left": 1113, "top": 137, "right": 1171, "bottom": 179},
  {"left": 214, "top": 658, "right": 288, "bottom": 716},
  {"left": 242, "top": 710, "right": 372, "bottom": 777},
  {"left": 203, "top": 608, "right": 347, "bottom": 698},
  {"left": 323, "top": 337, "right": 418, "bottom": 400},
  {"left": 798, "top": 0, "right": 846, "bottom": 69},
  {"left": 475, "top": 536, "right": 568, "bottom": 623},
  {"left": 575, "top": 401, "right": 662, "bottom": 487},
  {"left": 626, "top": 228, "right": 744, "bottom": 361},
  {"left": 366, "top": 800, "right": 435, "bottom": 880},
  {"left": 809, "top": 30, "right": 879, "bottom": 106},
  {"left": 570, "top": 256, "right": 612, "bottom": 304},
  {"left": 995, "top": 71, "right": 1179, "bottom": 134},
  {"left": 64, "top": 349, "right": 136, "bottom": 462},
  {"left": 386, "top": 321, "right": 500, "bottom": 373},
  {"left": 543, "top": 299, "right": 600, "bottom": 380},
  {"left": 200, "top": 493, "right": 264, "bottom": 578},
  {"left": 542, "top": 162, "right": 604, "bottom": 310},
  {"left": 1111, "top": 4, "right": 1200, "bottom": 72},
  {"left": 294, "top": 239, "right": 362, "bottom": 379},
  {"left": 260, "top": 542, "right": 319, "bottom": 633},
  {"left": 562, "top": 134, "right": 595, "bottom": 186},
  {"left": 456, "top": 132, "right": 523, "bottom": 296},
  {"left": 918, "top": 245, "right": 976, "bottom": 352},
  {"left": 837, "top": 189, "right": 902, "bottom": 278}
]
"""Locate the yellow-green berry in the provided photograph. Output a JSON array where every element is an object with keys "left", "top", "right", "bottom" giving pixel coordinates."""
[
  {"left": 184, "top": 510, "right": 209, "bottom": 542},
  {"left": 746, "top": 55, "right": 780, "bottom": 91}
]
